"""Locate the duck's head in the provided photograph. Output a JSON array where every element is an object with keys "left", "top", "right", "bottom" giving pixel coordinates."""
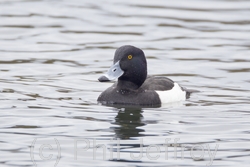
[{"left": 98, "top": 45, "right": 147, "bottom": 88}]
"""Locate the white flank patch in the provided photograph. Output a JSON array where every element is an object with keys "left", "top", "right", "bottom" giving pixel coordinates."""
[{"left": 156, "top": 83, "right": 186, "bottom": 104}]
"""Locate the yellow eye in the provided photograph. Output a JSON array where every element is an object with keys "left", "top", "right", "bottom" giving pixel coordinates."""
[{"left": 128, "top": 55, "right": 133, "bottom": 60}]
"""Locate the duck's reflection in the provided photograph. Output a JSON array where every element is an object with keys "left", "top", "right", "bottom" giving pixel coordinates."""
[
  {"left": 105, "top": 102, "right": 182, "bottom": 139},
  {"left": 110, "top": 107, "right": 145, "bottom": 139}
]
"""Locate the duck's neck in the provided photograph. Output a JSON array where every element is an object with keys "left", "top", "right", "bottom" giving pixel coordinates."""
[{"left": 117, "top": 79, "right": 141, "bottom": 90}]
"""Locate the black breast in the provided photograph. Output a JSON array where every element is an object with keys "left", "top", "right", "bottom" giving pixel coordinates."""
[{"left": 97, "top": 85, "right": 161, "bottom": 106}]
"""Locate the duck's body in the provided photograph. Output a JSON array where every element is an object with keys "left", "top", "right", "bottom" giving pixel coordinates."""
[{"left": 97, "top": 45, "right": 194, "bottom": 106}]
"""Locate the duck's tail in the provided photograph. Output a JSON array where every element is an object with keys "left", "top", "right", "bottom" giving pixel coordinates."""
[{"left": 182, "top": 87, "right": 199, "bottom": 99}]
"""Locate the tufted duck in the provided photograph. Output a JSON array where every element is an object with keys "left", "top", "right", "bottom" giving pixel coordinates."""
[{"left": 97, "top": 45, "right": 195, "bottom": 106}]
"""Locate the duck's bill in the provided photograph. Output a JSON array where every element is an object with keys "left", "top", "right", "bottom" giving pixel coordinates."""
[{"left": 98, "top": 61, "right": 124, "bottom": 82}]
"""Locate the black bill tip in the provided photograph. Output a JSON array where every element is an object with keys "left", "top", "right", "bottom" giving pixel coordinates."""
[{"left": 98, "top": 75, "right": 110, "bottom": 82}]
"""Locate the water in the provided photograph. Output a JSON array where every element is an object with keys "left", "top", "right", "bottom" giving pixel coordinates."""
[{"left": 0, "top": 0, "right": 250, "bottom": 166}]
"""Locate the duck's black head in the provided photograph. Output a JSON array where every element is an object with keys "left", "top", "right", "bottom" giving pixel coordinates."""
[{"left": 98, "top": 45, "right": 147, "bottom": 89}]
